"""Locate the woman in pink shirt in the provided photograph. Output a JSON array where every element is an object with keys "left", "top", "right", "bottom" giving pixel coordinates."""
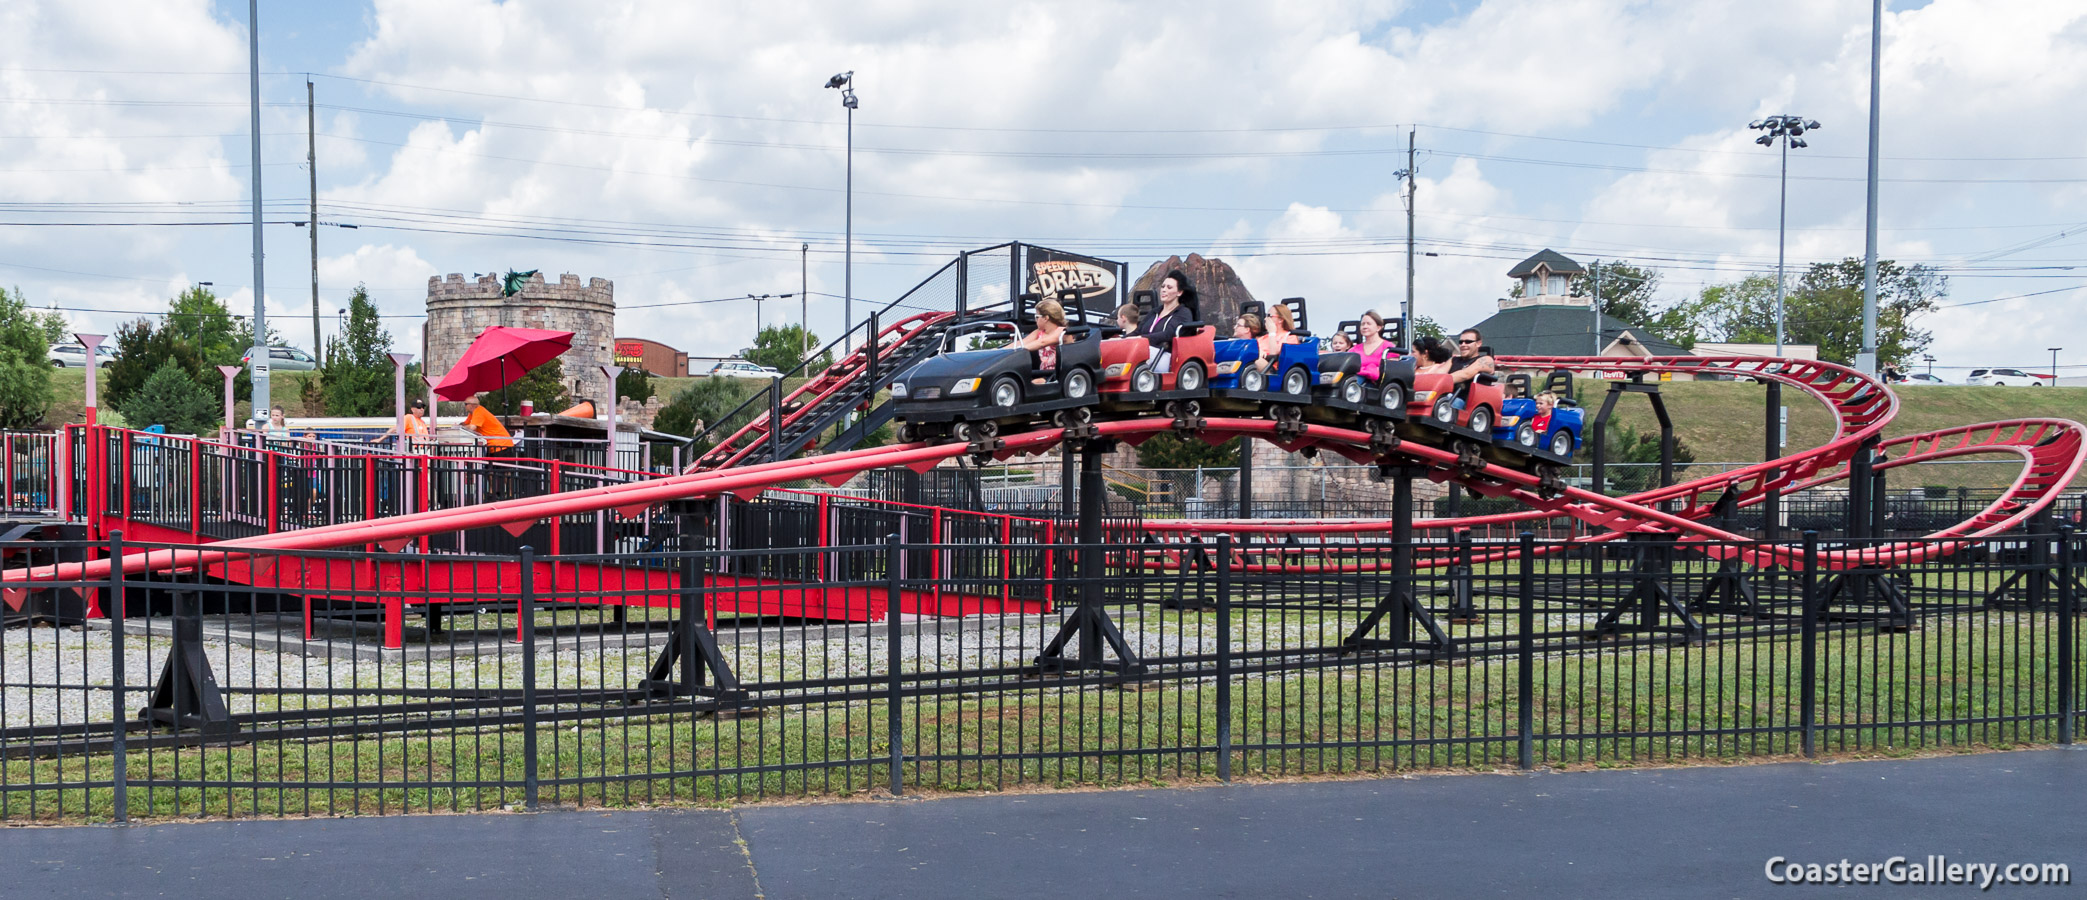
[{"left": 1356, "top": 309, "right": 1396, "bottom": 383}]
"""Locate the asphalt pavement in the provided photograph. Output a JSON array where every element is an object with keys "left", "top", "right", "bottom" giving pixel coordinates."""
[{"left": 5, "top": 747, "right": 2082, "bottom": 899}]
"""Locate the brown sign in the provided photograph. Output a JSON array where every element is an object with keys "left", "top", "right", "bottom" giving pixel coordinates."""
[{"left": 1028, "top": 259, "right": 1117, "bottom": 302}]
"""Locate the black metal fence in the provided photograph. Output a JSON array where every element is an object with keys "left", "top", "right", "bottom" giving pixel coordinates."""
[{"left": 1, "top": 529, "right": 2078, "bottom": 822}]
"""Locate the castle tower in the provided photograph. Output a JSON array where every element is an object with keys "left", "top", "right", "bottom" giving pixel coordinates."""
[{"left": 425, "top": 272, "right": 616, "bottom": 406}]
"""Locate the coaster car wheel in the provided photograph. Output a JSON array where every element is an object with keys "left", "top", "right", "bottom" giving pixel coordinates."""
[
  {"left": 1241, "top": 367, "right": 1266, "bottom": 393},
  {"left": 1177, "top": 360, "right": 1206, "bottom": 392},
  {"left": 1550, "top": 429, "right": 1575, "bottom": 457},
  {"left": 1515, "top": 423, "right": 1537, "bottom": 447},
  {"left": 1379, "top": 380, "right": 1404, "bottom": 411},
  {"left": 1064, "top": 368, "right": 1093, "bottom": 399},
  {"left": 1282, "top": 367, "right": 1310, "bottom": 396},
  {"left": 1340, "top": 377, "right": 1364, "bottom": 404}
]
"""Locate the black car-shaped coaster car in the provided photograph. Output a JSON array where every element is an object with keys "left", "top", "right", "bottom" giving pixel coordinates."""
[
  {"left": 890, "top": 309, "right": 1104, "bottom": 443},
  {"left": 1307, "top": 319, "right": 1415, "bottom": 427}
]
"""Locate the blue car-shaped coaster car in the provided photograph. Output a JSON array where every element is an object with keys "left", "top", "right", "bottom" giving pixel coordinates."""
[
  {"left": 1207, "top": 299, "right": 1319, "bottom": 406},
  {"left": 889, "top": 309, "right": 1104, "bottom": 443},
  {"left": 1490, "top": 396, "right": 1583, "bottom": 460},
  {"left": 1309, "top": 319, "right": 1415, "bottom": 423}
]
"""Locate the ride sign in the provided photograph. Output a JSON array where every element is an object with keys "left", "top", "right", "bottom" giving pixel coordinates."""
[{"left": 1026, "top": 249, "right": 1119, "bottom": 304}]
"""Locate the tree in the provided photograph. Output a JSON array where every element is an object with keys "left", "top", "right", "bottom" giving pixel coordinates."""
[
  {"left": 318, "top": 285, "right": 395, "bottom": 416},
  {"left": 23, "top": 295, "right": 69, "bottom": 345},
  {"left": 118, "top": 360, "right": 219, "bottom": 435},
  {"left": 1567, "top": 260, "right": 1695, "bottom": 348},
  {"left": 1786, "top": 258, "right": 1941, "bottom": 366},
  {"left": 1568, "top": 261, "right": 1661, "bottom": 328},
  {"left": 615, "top": 367, "right": 656, "bottom": 405},
  {"left": 1595, "top": 422, "right": 1695, "bottom": 494},
  {"left": 0, "top": 287, "right": 55, "bottom": 428},
  {"left": 653, "top": 376, "right": 763, "bottom": 460},
  {"left": 743, "top": 324, "right": 830, "bottom": 373},
  {"left": 1677, "top": 259, "right": 1940, "bottom": 365},
  {"left": 1408, "top": 313, "right": 1445, "bottom": 344},
  {"left": 1136, "top": 433, "right": 1243, "bottom": 470},
  {"left": 1671, "top": 274, "right": 1780, "bottom": 347},
  {"left": 106, "top": 286, "right": 272, "bottom": 407},
  {"left": 480, "top": 357, "right": 573, "bottom": 417},
  {"left": 104, "top": 318, "right": 207, "bottom": 409}
]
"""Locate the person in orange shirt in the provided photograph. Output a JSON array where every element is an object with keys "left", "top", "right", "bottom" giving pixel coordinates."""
[
  {"left": 461, "top": 395, "right": 515, "bottom": 456},
  {"left": 374, "top": 398, "right": 432, "bottom": 448}
]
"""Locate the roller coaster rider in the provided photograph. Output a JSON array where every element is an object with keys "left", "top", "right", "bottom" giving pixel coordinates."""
[
  {"left": 1448, "top": 328, "right": 1495, "bottom": 398},
  {"left": 1142, "top": 270, "right": 1197, "bottom": 374}
]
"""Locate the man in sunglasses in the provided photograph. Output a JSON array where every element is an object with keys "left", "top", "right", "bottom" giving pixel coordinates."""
[{"left": 1447, "top": 328, "right": 1495, "bottom": 390}]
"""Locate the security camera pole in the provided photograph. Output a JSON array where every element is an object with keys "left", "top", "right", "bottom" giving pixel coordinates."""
[
  {"left": 1748, "top": 115, "right": 1821, "bottom": 356},
  {"left": 825, "top": 71, "right": 857, "bottom": 351}
]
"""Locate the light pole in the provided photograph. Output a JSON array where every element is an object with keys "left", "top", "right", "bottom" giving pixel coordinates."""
[
  {"left": 1394, "top": 128, "right": 1416, "bottom": 331},
  {"left": 245, "top": 0, "right": 270, "bottom": 425},
  {"left": 2050, "top": 347, "right": 2063, "bottom": 385},
  {"left": 1922, "top": 354, "right": 1935, "bottom": 376},
  {"left": 825, "top": 71, "right": 857, "bottom": 350},
  {"left": 801, "top": 242, "right": 810, "bottom": 362},
  {"left": 1749, "top": 115, "right": 1821, "bottom": 356}
]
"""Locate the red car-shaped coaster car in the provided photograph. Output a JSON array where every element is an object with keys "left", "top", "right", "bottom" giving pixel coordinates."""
[{"left": 1408, "top": 371, "right": 1506, "bottom": 435}]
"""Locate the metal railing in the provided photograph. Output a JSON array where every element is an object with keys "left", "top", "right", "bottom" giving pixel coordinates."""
[{"left": 1, "top": 529, "right": 2077, "bottom": 821}]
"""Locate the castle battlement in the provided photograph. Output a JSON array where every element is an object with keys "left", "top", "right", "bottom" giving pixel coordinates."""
[{"left": 424, "top": 273, "right": 618, "bottom": 407}]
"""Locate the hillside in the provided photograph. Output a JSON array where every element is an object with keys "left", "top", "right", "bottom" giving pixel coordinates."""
[{"left": 1580, "top": 379, "right": 2087, "bottom": 491}]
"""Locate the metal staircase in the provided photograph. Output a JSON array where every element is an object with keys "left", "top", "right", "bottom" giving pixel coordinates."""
[{"left": 692, "top": 310, "right": 980, "bottom": 470}]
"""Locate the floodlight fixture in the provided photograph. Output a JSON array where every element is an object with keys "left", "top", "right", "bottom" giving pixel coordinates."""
[{"left": 1748, "top": 113, "right": 1821, "bottom": 356}]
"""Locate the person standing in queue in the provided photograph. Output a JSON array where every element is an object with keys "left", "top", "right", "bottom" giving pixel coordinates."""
[
  {"left": 461, "top": 394, "right": 516, "bottom": 458},
  {"left": 1141, "top": 270, "right": 1196, "bottom": 374}
]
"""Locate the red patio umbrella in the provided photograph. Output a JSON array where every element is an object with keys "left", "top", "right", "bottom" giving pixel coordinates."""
[{"left": 432, "top": 326, "right": 574, "bottom": 404}]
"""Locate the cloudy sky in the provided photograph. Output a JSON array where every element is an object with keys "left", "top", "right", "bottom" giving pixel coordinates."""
[{"left": 3, "top": 0, "right": 2083, "bottom": 374}]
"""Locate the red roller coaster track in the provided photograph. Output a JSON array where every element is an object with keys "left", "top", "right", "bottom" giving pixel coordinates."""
[{"left": 6, "top": 355, "right": 2083, "bottom": 586}]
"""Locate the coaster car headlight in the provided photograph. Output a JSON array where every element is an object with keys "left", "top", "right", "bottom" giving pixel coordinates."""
[{"left": 950, "top": 378, "right": 982, "bottom": 395}]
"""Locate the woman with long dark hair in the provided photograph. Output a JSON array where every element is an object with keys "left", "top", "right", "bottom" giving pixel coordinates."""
[{"left": 1142, "top": 270, "right": 1197, "bottom": 374}]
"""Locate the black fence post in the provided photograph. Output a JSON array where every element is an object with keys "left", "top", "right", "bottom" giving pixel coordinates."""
[
  {"left": 108, "top": 531, "right": 127, "bottom": 824},
  {"left": 519, "top": 545, "right": 539, "bottom": 811},
  {"left": 1800, "top": 531, "right": 1819, "bottom": 758},
  {"left": 1216, "top": 536, "right": 1233, "bottom": 783},
  {"left": 886, "top": 533, "right": 905, "bottom": 797},
  {"left": 2059, "top": 525, "right": 2075, "bottom": 746},
  {"left": 1517, "top": 532, "right": 1535, "bottom": 771}
]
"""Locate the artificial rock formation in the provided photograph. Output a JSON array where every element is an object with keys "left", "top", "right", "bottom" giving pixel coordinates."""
[{"left": 1131, "top": 254, "right": 1258, "bottom": 328}]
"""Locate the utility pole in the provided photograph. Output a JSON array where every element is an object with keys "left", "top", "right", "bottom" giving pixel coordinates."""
[
  {"left": 1858, "top": 0, "right": 1884, "bottom": 376},
  {"left": 1590, "top": 263, "right": 1602, "bottom": 357},
  {"left": 246, "top": 0, "right": 270, "bottom": 420},
  {"left": 308, "top": 78, "right": 321, "bottom": 366},
  {"left": 1398, "top": 128, "right": 1417, "bottom": 331},
  {"left": 801, "top": 242, "right": 810, "bottom": 362}
]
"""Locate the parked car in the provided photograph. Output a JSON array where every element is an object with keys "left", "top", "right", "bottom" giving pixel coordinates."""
[
  {"left": 709, "top": 360, "right": 783, "bottom": 379},
  {"left": 1964, "top": 368, "right": 2050, "bottom": 387},
  {"left": 242, "top": 346, "right": 318, "bottom": 372},
  {"left": 46, "top": 343, "right": 114, "bottom": 368},
  {"left": 1901, "top": 372, "right": 1946, "bottom": 385}
]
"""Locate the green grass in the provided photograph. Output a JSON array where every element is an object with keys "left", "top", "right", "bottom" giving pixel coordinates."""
[
  {"left": 1580, "top": 379, "right": 2087, "bottom": 490},
  {"left": 4, "top": 608, "right": 2072, "bottom": 822}
]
